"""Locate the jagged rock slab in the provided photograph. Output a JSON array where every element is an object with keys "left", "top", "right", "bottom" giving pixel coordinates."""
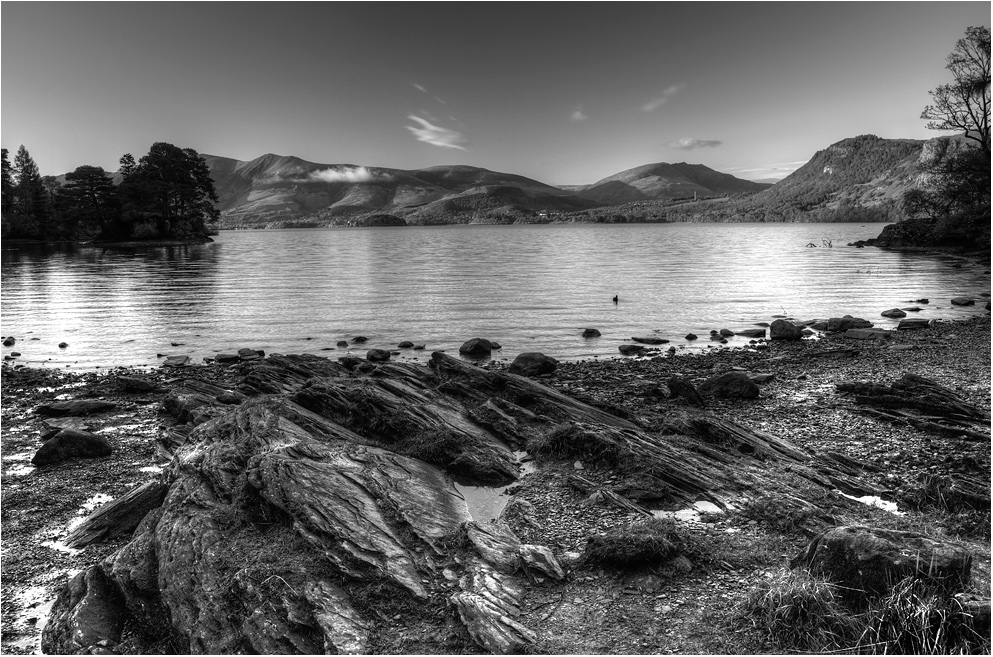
[
  {"left": 64, "top": 481, "right": 169, "bottom": 548},
  {"left": 35, "top": 400, "right": 117, "bottom": 417}
]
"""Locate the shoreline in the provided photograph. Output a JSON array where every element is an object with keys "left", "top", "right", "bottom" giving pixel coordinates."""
[{"left": 2, "top": 313, "right": 990, "bottom": 653}]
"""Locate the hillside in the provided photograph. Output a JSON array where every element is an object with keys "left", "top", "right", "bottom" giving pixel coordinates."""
[
  {"left": 201, "top": 155, "right": 602, "bottom": 228},
  {"left": 570, "top": 162, "right": 770, "bottom": 204},
  {"left": 556, "top": 135, "right": 933, "bottom": 224}
]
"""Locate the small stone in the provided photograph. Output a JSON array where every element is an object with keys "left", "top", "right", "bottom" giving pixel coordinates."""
[
  {"left": 881, "top": 308, "right": 907, "bottom": 318},
  {"left": 950, "top": 297, "right": 974, "bottom": 306},
  {"left": 352, "top": 336, "right": 369, "bottom": 344},
  {"left": 2, "top": 337, "right": 14, "bottom": 346},
  {"left": 684, "top": 333, "right": 698, "bottom": 341},
  {"left": 59, "top": 342, "right": 68, "bottom": 348},
  {"left": 582, "top": 328, "right": 601, "bottom": 338},
  {"left": 573, "top": 461, "right": 584, "bottom": 470},
  {"left": 397, "top": 341, "right": 414, "bottom": 349},
  {"left": 337, "top": 341, "right": 349, "bottom": 347}
]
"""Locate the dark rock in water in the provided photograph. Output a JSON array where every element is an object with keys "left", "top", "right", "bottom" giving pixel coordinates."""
[
  {"left": 698, "top": 371, "right": 760, "bottom": 399},
  {"left": 509, "top": 352, "right": 558, "bottom": 376},
  {"left": 582, "top": 328, "right": 601, "bottom": 338},
  {"left": 825, "top": 316, "right": 873, "bottom": 332},
  {"left": 460, "top": 337, "right": 494, "bottom": 355},
  {"left": 413, "top": 344, "right": 426, "bottom": 350},
  {"left": 117, "top": 376, "right": 158, "bottom": 393},
  {"left": 769, "top": 319, "right": 803, "bottom": 341},
  {"left": 2, "top": 337, "right": 14, "bottom": 346},
  {"left": 792, "top": 525, "right": 974, "bottom": 598},
  {"left": 397, "top": 341, "right": 415, "bottom": 349},
  {"left": 162, "top": 355, "right": 191, "bottom": 367},
  {"left": 336, "top": 340, "right": 349, "bottom": 347},
  {"left": 32, "top": 429, "right": 113, "bottom": 465},
  {"left": 214, "top": 353, "right": 240, "bottom": 363},
  {"left": 951, "top": 297, "right": 974, "bottom": 306},
  {"left": 684, "top": 333, "right": 698, "bottom": 341},
  {"left": 238, "top": 348, "right": 264, "bottom": 361},
  {"left": 917, "top": 298, "right": 929, "bottom": 304},
  {"left": 59, "top": 342, "right": 69, "bottom": 348},
  {"left": 618, "top": 344, "right": 646, "bottom": 356},
  {"left": 491, "top": 341, "right": 502, "bottom": 350},
  {"left": 35, "top": 400, "right": 117, "bottom": 417},
  {"left": 64, "top": 481, "right": 169, "bottom": 549},
  {"left": 719, "top": 328, "right": 735, "bottom": 337},
  {"left": 41, "top": 565, "right": 128, "bottom": 654},
  {"left": 351, "top": 336, "right": 369, "bottom": 344},
  {"left": 666, "top": 376, "right": 705, "bottom": 407},
  {"left": 898, "top": 318, "right": 931, "bottom": 330},
  {"left": 901, "top": 306, "right": 923, "bottom": 312},
  {"left": 880, "top": 308, "right": 907, "bottom": 318},
  {"left": 366, "top": 349, "right": 391, "bottom": 362},
  {"left": 9, "top": 351, "right": 20, "bottom": 357},
  {"left": 736, "top": 328, "right": 766, "bottom": 338},
  {"left": 631, "top": 336, "right": 669, "bottom": 345}
]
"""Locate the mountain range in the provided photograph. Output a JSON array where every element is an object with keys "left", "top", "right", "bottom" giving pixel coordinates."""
[{"left": 162, "top": 134, "right": 952, "bottom": 227}]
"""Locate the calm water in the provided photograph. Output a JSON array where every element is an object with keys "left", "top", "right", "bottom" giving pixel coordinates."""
[{"left": 1, "top": 223, "right": 989, "bottom": 370}]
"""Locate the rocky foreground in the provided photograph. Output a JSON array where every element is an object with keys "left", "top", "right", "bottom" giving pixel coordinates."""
[{"left": 1, "top": 314, "right": 990, "bottom": 654}]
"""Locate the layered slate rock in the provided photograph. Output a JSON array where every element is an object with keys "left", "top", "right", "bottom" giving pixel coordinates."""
[
  {"left": 35, "top": 400, "right": 117, "bottom": 417},
  {"left": 44, "top": 349, "right": 886, "bottom": 655}
]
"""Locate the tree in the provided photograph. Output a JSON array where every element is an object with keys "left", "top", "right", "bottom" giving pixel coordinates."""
[
  {"left": 61, "top": 165, "right": 119, "bottom": 236},
  {"left": 118, "top": 142, "right": 219, "bottom": 239},
  {"left": 1, "top": 148, "right": 12, "bottom": 224},
  {"left": 904, "top": 26, "right": 991, "bottom": 247},
  {"left": 8, "top": 145, "right": 48, "bottom": 238},
  {"left": 921, "top": 26, "right": 991, "bottom": 160}
]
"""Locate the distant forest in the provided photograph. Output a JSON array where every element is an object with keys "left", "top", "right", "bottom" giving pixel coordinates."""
[{"left": 0, "top": 142, "right": 219, "bottom": 242}]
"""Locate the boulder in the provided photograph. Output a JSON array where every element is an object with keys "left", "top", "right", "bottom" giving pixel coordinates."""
[
  {"left": 816, "top": 316, "right": 873, "bottom": 332},
  {"left": 397, "top": 341, "right": 414, "bottom": 349},
  {"left": 59, "top": 342, "right": 69, "bottom": 348},
  {"left": 719, "top": 328, "right": 735, "bottom": 337},
  {"left": 631, "top": 336, "right": 668, "bottom": 345},
  {"left": 2, "top": 337, "right": 14, "bottom": 346},
  {"left": 336, "top": 341, "right": 349, "bottom": 347},
  {"left": 769, "top": 319, "right": 803, "bottom": 340},
  {"left": 116, "top": 376, "right": 158, "bottom": 393},
  {"left": 366, "top": 349, "right": 391, "bottom": 362},
  {"left": 951, "top": 297, "right": 974, "bottom": 306},
  {"left": 41, "top": 565, "right": 128, "bottom": 654},
  {"left": 351, "top": 336, "right": 369, "bottom": 344},
  {"left": 898, "top": 318, "right": 931, "bottom": 330},
  {"left": 880, "top": 308, "right": 907, "bottom": 318},
  {"left": 684, "top": 333, "right": 698, "bottom": 341},
  {"left": 582, "top": 328, "right": 601, "bottom": 338},
  {"left": 35, "top": 400, "right": 117, "bottom": 417},
  {"left": 32, "top": 429, "right": 113, "bottom": 465},
  {"left": 508, "top": 352, "right": 558, "bottom": 377},
  {"left": 460, "top": 338, "right": 494, "bottom": 356},
  {"left": 237, "top": 348, "right": 264, "bottom": 360},
  {"left": 792, "top": 525, "right": 974, "bottom": 597},
  {"left": 214, "top": 353, "right": 240, "bottom": 363},
  {"left": 736, "top": 328, "right": 766, "bottom": 338},
  {"left": 698, "top": 371, "right": 760, "bottom": 399},
  {"left": 618, "top": 344, "right": 646, "bottom": 356}
]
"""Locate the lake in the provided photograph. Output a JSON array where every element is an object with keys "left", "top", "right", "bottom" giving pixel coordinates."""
[{"left": 1, "top": 223, "right": 989, "bottom": 370}]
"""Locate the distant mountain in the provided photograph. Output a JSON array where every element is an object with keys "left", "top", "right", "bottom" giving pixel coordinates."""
[
  {"left": 570, "top": 162, "right": 771, "bottom": 204},
  {"left": 201, "top": 155, "right": 600, "bottom": 227}
]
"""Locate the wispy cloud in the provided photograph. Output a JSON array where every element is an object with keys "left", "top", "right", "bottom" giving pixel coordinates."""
[
  {"left": 570, "top": 107, "right": 588, "bottom": 122},
  {"left": 306, "top": 166, "right": 393, "bottom": 184},
  {"left": 664, "top": 137, "right": 722, "bottom": 150},
  {"left": 642, "top": 83, "right": 686, "bottom": 112},
  {"left": 412, "top": 82, "right": 427, "bottom": 93},
  {"left": 721, "top": 161, "right": 807, "bottom": 181},
  {"left": 406, "top": 115, "right": 468, "bottom": 150}
]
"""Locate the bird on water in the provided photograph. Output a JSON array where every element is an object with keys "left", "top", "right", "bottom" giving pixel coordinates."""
[{"left": 612, "top": 295, "right": 618, "bottom": 304}]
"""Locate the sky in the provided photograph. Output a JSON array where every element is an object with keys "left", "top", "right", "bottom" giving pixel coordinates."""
[{"left": 2, "top": 3, "right": 990, "bottom": 185}]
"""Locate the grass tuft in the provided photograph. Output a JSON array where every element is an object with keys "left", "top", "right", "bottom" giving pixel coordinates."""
[{"left": 582, "top": 517, "right": 683, "bottom": 568}]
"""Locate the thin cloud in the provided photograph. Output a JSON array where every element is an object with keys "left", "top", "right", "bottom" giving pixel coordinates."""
[
  {"left": 412, "top": 82, "right": 427, "bottom": 93},
  {"left": 570, "top": 108, "right": 588, "bottom": 122},
  {"left": 642, "top": 83, "right": 686, "bottom": 112},
  {"left": 665, "top": 137, "right": 722, "bottom": 150},
  {"left": 307, "top": 166, "right": 393, "bottom": 184},
  {"left": 411, "top": 82, "right": 447, "bottom": 105},
  {"left": 406, "top": 115, "right": 467, "bottom": 150}
]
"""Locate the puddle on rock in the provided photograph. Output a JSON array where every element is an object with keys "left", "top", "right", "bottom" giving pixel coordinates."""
[{"left": 455, "top": 451, "right": 535, "bottom": 522}]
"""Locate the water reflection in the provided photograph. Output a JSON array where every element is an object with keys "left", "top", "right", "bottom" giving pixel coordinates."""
[{"left": 1, "top": 224, "right": 989, "bottom": 369}]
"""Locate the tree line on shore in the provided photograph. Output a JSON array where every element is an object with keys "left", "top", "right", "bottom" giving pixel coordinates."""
[{"left": 0, "top": 142, "right": 219, "bottom": 242}]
